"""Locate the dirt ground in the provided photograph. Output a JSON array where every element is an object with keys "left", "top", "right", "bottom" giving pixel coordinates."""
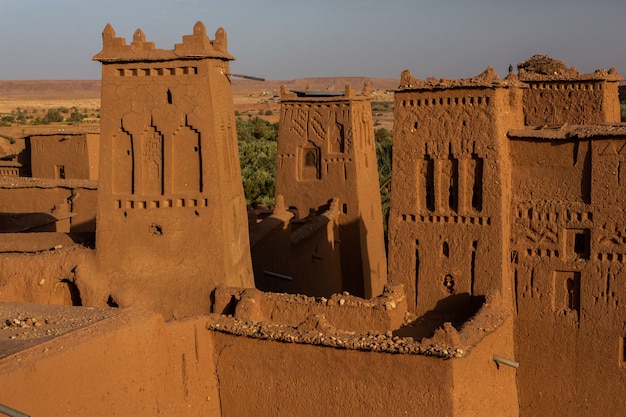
[{"left": 0, "top": 301, "right": 120, "bottom": 359}]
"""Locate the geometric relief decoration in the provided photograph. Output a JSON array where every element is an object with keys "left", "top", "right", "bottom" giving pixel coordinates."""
[
  {"left": 300, "top": 144, "right": 321, "bottom": 181},
  {"left": 523, "top": 222, "right": 558, "bottom": 245},
  {"left": 308, "top": 107, "right": 327, "bottom": 143},
  {"left": 112, "top": 125, "right": 134, "bottom": 195},
  {"left": 330, "top": 121, "right": 345, "bottom": 153},
  {"left": 172, "top": 122, "right": 202, "bottom": 194},
  {"left": 142, "top": 125, "right": 164, "bottom": 195},
  {"left": 600, "top": 140, "right": 626, "bottom": 156}
]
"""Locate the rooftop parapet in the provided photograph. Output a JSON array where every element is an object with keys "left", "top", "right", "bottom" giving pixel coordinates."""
[
  {"left": 280, "top": 83, "right": 371, "bottom": 101},
  {"left": 516, "top": 54, "right": 623, "bottom": 81},
  {"left": 519, "top": 67, "right": 623, "bottom": 82},
  {"left": 398, "top": 66, "right": 524, "bottom": 91},
  {"left": 92, "top": 21, "right": 234, "bottom": 63}
]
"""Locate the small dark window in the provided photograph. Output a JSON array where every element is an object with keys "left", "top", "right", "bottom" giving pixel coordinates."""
[
  {"left": 620, "top": 337, "right": 626, "bottom": 366},
  {"left": 56, "top": 165, "right": 65, "bottom": 179},
  {"left": 305, "top": 150, "right": 317, "bottom": 166},
  {"left": 167, "top": 89, "right": 173, "bottom": 104},
  {"left": 574, "top": 232, "right": 589, "bottom": 259},
  {"left": 442, "top": 241, "right": 449, "bottom": 258},
  {"left": 566, "top": 278, "right": 579, "bottom": 310}
]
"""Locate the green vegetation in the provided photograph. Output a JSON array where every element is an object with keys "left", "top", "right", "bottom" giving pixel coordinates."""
[
  {"left": 237, "top": 116, "right": 278, "bottom": 142},
  {"left": 33, "top": 108, "right": 64, "bottom": 124},
  {"left": 237, "top": 117, "right": 278, "bottom": 206},
  {"left": 0, "top": 107, "right": 98, "bottom": 126},
  {"left": 0, "top": 108, "right": 28, "bottom": 126},
  {"left": 371, "top": 101, "right": 393, "bottom": 112},
  {"left": 68, "top": 107, "right": 88, "bottom": 124},
  {"left": 621, "top": 101, "right": 626, "bottom": 122},
  {"left": 0, "top": 116, "right": 14, "bottom": 127},
  {"left": 375, "top": 127, "right": 393, "bottom": 246}
]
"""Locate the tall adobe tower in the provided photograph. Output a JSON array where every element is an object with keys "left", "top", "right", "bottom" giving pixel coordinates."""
[
  {"left": 92, "top": 22, "right": 253, "bottom": 319},
  {"left": 388, "top": 68, "right": 524, "bottom": 315},
  {"left": 275, "top": 85, "right": 387, "bottom": 298}
]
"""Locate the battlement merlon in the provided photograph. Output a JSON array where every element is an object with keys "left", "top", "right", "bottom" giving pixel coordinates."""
[
  {"left": 397, "top": 67, "right": 526, "bottom": 91},
  {"left": 92, "top": 21, "right": 234, "bottom": 63}
]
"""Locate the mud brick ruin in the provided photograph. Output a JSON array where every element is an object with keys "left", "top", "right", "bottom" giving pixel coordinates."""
[{"left": 0, "top": 23, "right": 625, "bottom": 417}]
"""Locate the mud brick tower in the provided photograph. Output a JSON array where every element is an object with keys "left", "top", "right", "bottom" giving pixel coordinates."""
[
  {"left": 275, "top": 85, "right": 387, "bottom": 298},
  {"left": 518, "top": 56, "right": 622, "bottom": 126},
  {"left": 92, "top": 22, "right": 253, "bottom": 318},
  {"left": 388, "top": 68, "right": 524, "bottom": 315}
]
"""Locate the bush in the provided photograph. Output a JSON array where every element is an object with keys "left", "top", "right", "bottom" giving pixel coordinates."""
[
  {"left": 42, "top": 108, "right": 64, "bottom": 123},
  {"left": 621, "top": 102, "right": 626, "bottom": 122},
  {"left": 374, "top": 127, "right": 392, "bottom": 142},
  {"left": 68, "top": 107, "right": 87, "bottom": 123},
  {"left": 1, "top": 115, "right": 15, "bottom": 124}
]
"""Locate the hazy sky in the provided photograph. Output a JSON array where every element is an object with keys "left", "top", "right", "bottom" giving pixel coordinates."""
[{"left": 1, "top": 0, "right": 625, "bottom": 81}]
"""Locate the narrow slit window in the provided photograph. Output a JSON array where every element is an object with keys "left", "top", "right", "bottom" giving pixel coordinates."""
[
  {"left": 442, "top": 241, "right": 450, "bottom": 258},
  {"left": 55, "top": 165, "right": 66, "bottom": 179}
]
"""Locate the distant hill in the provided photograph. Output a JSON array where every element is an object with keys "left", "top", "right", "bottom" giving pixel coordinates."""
[
  {"left": 0, "top": 80, "right": 101, "bottom": 97},
  {"left": 0, "top": 77, "right": 399, "bottom": 98}
]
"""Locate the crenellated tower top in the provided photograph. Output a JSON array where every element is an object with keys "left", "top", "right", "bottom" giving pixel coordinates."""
[{"left": 93, "top": 21, "right": 234, "bottom": 63}]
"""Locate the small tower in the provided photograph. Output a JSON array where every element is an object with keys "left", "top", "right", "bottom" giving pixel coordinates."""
[
  {"left": 274, "top": 84, "right": 387, "bottom": 298},
  {"left": 517, "top": 55, "right": 623, "bottom": 125},
  {"left": 92, "top": 22, "right": 253, "bottom": 319},
  {"left": 388, "top": 68, "right": 524, "bottom": 314}
]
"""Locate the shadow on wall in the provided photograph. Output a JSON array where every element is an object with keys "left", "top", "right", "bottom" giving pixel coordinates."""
[
  {"left": 0, "top": 212, "right": 95, "bottom": 244},
  {"left": 393, "top": 293, "right": 485, "bottom": 340},
  {"left": 0, "top": 212, "right": 63, "bottom": 233},
  {"left": 251, "top": 201, "right": 344, "bottom": 298}
]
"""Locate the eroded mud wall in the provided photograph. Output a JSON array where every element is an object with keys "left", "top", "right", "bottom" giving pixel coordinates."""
[
  {"left": 211, "top": 331, "right": 454, "bottom": 417},
  {"left": 453, "top": 315, "right": 518, "bottom": 417},
  {"left": 30, "top": 133, "right": 99, "bottom": 180},
  {"left": 510, "top": 135, "right": 626, "bottom": 416},
  {"left": 0, "top": 243, "right": 92, "bottom": 306},
  {"left": 0, "top": 184, "right": 97, "bottom": 232},
  {"left": 0, "top": 312, "right": 221, "bottom": 417}
]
